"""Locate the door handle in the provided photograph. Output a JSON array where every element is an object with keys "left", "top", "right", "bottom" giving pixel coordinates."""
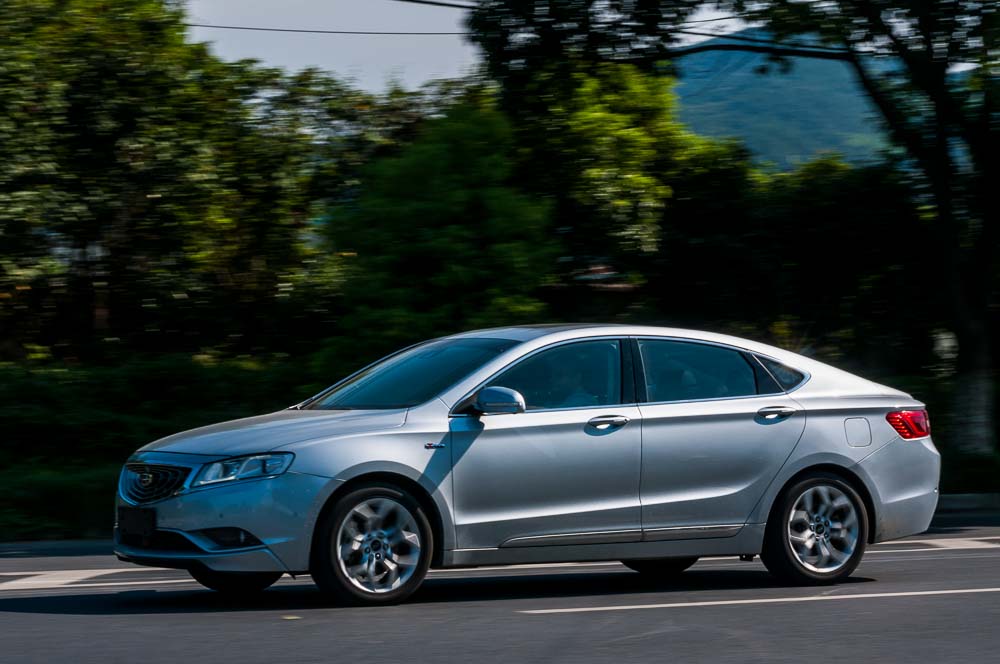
[
  {"left": 587, "top": 415, "right": 630, "bottom": 430},
  {"left": 756, "top": 406, "right": 797, "bottom": 420}
]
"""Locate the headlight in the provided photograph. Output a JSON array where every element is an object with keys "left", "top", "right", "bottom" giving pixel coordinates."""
[{"left": 192, "top": 453, "right": 294, "bottom": 487}]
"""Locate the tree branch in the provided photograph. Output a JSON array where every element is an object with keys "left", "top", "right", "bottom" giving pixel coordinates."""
[
  {"left": 666, "top": 42, "right": 853, "bottom": 62},
  {"left": 847, "top": 1, "right": 980, "bottom": 166}
]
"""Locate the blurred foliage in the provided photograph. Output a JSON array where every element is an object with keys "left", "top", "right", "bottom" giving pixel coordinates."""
[
  {"left": 328, "top": 101, "right": 555, "bottom": 354},
  {"left": 0, "top": 0, "right": 435, "bottom": 357},
  {"left": 0, "top": 1, "right": 996, "bottom": 539},
  {"left": 510, "top": 63, "right": 684, "bottom": 275}
]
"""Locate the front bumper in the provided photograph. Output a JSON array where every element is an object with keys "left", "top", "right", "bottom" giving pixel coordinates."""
[
  {"left": 114, "top": 466, "right": 340, "bottom": 574},
  {"left": 858, "top": 436, "right": 941, "bottom": 542}
]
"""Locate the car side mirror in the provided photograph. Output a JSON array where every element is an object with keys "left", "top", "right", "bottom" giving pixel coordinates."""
[{"left": 474, "top": 386, "right": 526, "bottom": 415}]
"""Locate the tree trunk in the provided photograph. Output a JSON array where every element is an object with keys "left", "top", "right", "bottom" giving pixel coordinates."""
[{"left": 950, "top": 328, "right": 997, "bottom": 456}]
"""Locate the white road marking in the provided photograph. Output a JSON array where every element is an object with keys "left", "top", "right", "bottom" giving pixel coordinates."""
[
  {"left": 520, "top": 586, "right": 1000, "bottom": 614},
  {"left": 48, "top": 579, "right": 197, "bottom": 589},
  {"left": 0, "top": 568, "right": 153, "bottom": 591},
  {"left": 0, "top": 567, "right": 174, "bottom": 590},
  {"left": 918, "top": 538, "right": 998, "bottom": 549}
]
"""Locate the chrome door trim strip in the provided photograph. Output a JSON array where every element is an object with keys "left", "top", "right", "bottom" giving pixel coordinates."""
[
  {"left": 500, "top": 529, "right": 643, "bottom": 548},
  {"left": 642, "top": 524, "right": 743, "bottom": 542}
]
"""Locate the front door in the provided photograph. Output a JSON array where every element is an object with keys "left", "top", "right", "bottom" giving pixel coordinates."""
[{"left": 450, "top": 338, "right": 642, "bottom": 550}]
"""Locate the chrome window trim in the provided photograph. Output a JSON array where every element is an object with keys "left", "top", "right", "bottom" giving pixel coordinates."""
[
  {"left": 448, "top": 335, "right": 633, "bottom": 417},
  {"left": 631, "top": 335, "right": 811, "bottom": 406}
]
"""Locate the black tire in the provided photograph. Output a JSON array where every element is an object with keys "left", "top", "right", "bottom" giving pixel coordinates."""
[
  {"left": 189, "top": 567, "right": 282, "bottom": 594},
  {"left": 311, "top": 483, "right": 433, "bottom": 606},
  {"left": 622, "top": 556, "right": 699, "bottom": 578},
  {"left": 761, "top": 472, "right": 869, "bottom": 585}
]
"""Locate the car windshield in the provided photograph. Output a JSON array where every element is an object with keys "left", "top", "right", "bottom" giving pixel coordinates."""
[{"left": 306, "top": 337, "right": 520, "bottom": 410}]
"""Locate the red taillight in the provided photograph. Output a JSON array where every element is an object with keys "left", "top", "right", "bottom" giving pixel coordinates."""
[{"left": 886, "top": 410, "right": 931, "bottom": 439}]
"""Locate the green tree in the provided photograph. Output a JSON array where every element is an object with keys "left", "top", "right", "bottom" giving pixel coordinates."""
[
  {"left": 327, "top": 102, "right": 555, "bottom": 354},
  {"left": 0, "top": 0, "right": 432, "bottom": 356}
]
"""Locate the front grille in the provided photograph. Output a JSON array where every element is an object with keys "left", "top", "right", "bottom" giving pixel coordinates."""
[{"left": 120, "top": 463, "right": 191, "bottom": 504}]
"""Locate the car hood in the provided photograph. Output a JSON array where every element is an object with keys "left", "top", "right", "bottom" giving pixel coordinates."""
[{"left": 138, "top": 409, "right": 407, "bottom": 456}]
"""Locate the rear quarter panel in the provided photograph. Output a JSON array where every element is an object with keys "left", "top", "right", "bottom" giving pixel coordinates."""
[{"left": 746, "top": 394, "right": 925, "bottom": 527}]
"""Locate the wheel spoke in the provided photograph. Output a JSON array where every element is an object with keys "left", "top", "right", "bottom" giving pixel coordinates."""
[
  {"left": 802, "top": 489, "right": 815, "bottom": 514},
  {"left": 393, "top": 551, "right": 420, "bottom": 567},
  {"left": 790, "top": 532, "right": 815, "bottom": 549},
  {"left": 374, "top": 499, "right": 396, "bottom": 528},
  {"left": 816, "top": 540, "right": 832, "bottom": 566},
  {"left": 353, "top": 502, "right": 378, "bottom": 525},
  {"left": 339, "top": 538, "right": 362, "bottom": 560},
  {"left": 382, "top": 558, "right": 400, "bottom": 587},
  {"left": 342, "top": 518, "right": 362, "bottom": 539},
  {"left": 345, "top": 558, "right": 368, "bottom": 579},
  {"left": 815, "top": 486, "right": 832, "bottom": 516},
  {"left": 790, "top": 510, "right": 811, "bottom": 527},
  {"left": 831, "top": 494, "right": 851, "bottom": 512}
]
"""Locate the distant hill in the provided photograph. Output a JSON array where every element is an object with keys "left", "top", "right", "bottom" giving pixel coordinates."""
[{"left": 674, "top": 32, "right": 889, "bottom": 168}]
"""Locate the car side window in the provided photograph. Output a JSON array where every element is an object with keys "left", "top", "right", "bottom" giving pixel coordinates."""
[
  {"left": 756, "top": 356, "right": 806, "bottom": 391},
  {"left": 487, "top": 340, "right": 622, "bottom": 410},
  {"left": 638, "top": 339, "right": 761, "bottom": 402}
]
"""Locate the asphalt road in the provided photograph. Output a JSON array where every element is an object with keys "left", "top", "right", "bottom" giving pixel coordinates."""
[{"left": 3, "top": 516, "right": 1000, "bottom": 664}]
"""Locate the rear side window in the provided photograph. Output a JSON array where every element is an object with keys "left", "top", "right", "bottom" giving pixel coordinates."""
[
  {"left": 638, "top": 340, "right": 758, "bottom": 402},
  {"left": 756, "top": 356, "right": 806, "bottom": 391},
  {"left": 750, "top": 357, "right": 784, "bottom": 395}
]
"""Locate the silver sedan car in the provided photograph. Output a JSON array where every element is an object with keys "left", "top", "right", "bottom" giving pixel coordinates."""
[{"left": 115, "top": 325, "right": 940, "bottom": 604}]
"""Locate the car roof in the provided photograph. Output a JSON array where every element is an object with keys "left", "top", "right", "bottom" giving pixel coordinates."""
[
  {"left": 447, "top": 323, "right": 784, "bottom": 355},
  {"left": 445, "top": 323, "right": 621, "bottom": 342}
]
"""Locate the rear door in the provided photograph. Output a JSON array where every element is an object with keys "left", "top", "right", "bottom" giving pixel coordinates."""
[{"left": 635, "top": 338, "right": 805, "bottom": 538}]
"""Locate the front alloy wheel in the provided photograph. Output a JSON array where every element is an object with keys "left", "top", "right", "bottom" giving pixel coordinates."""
[
  {"left": 762, "top": 472, "right": 868, "bottom": 584},
  {"left": 312, "top": 484, "right": 433, "bottom": 605}
]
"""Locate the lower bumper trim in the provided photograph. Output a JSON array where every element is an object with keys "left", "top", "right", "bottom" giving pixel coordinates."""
[{"left": 114, "top": 545, "right": 289, "bottom": 574}]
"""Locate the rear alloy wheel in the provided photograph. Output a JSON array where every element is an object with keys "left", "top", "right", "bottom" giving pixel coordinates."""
[
  {"left": 312, "top": 484, "right": 433, "bottom": 605},
  {"left": 762, "top": 472, "right": 868, "bottom": 584},
  {"left": 622, "top": 557, "right": 699, "bottom": 578},
  {"left": 188, "top": 567, "right": 282, "bottom": 595}
]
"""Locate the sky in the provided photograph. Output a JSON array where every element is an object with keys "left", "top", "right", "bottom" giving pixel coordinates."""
[
  {"left": 184, "top": 1, "right": 743, "bottom": 91},
  {"left": 185, "top": 0, "right": 481, "bottom": 90}
]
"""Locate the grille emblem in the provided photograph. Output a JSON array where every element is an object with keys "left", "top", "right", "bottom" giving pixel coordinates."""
[{"left": 122, "top": 463, "right": 190, "bottom": 503}]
